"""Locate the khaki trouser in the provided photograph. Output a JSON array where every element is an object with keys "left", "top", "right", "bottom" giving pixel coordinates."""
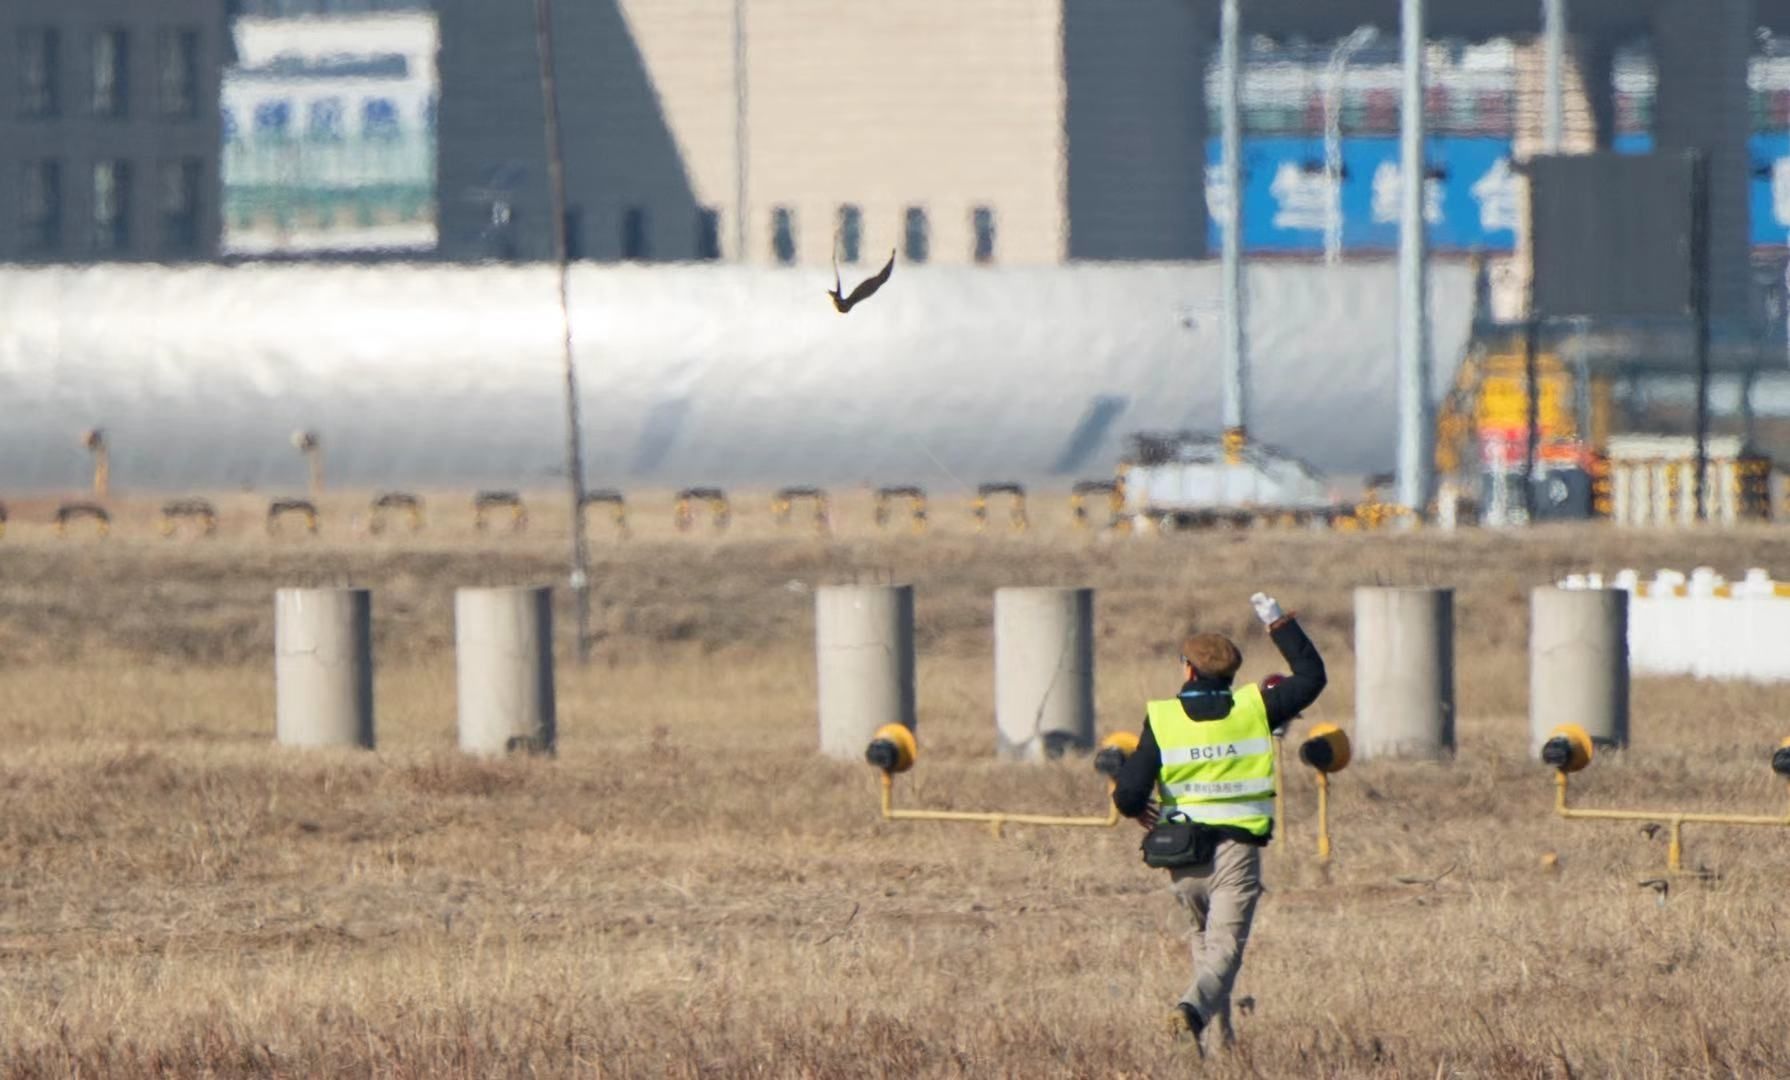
[{"left": 1168, "top": 838, "right": 1263, "bottom": 1040}]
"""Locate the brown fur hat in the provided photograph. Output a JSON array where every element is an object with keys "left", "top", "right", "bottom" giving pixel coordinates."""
[{"left": 1181, "top": 632, "right": 1242, "bottom": 682}]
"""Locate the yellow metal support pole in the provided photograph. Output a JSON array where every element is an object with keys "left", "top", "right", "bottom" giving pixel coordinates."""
[
  {"left": 877, "top": 769, "right": 1122, "bottom": 832},
  {"left": 1316, "top": 771, "right": 1332, "bottom": 864},
  {"left": 1552, "top": 770, "right": 1790, "bottom": 874}
]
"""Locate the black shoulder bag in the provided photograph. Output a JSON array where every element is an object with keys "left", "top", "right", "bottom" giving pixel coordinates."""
[{"left": 1140, "top": 816, "right": 1219, "bottom": 869}]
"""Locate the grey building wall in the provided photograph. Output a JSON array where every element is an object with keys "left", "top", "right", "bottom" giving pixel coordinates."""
[
  {"left": 0, "top": 0, "right": 229, "bottom": 263},
  {"left": 1064, "top": 0, "right": 1208, "bottom": 261},
  {"left": 1653, "top": 0, "right": 1756, "bottom": 322},
  {"left": 435, "top": 0, "right": 699, "bottom": 263}
]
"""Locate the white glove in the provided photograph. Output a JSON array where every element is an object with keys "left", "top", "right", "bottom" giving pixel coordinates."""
[{"left": 1250, "top": 592, "right": 1283, "bottom": 626}]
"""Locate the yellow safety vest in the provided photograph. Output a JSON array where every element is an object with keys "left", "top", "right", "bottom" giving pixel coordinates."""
[{"left": 1148, "top": 683, "right": 1275, "bottom": 838}]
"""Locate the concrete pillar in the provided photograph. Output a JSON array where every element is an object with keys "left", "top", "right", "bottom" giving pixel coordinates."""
[
  {"left": 814, "top": 584, "right": 916, "bottom": 760},
  {"left": 1653, "top": 0, "right": 1756, "bottom": 322},
  {"left": 1354, "top": 587, "right": 1455, "bottom": 760},
  {"left": 275, "top": 588, "right": 374, "bottom": 749},
  {"left": 455, "top": 586, "right": 556, "bottom": 756},
  {"left": 995, "top": 587, "right": 1096, "bottom": 760},
  {"left": 1529, "top": 586, "right": 1629, "bottom": 755}
]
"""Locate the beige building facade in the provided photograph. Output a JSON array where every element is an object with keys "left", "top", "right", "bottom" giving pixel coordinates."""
[{"left": 435, "top": 0, "right": 1208, "bottom": 266}]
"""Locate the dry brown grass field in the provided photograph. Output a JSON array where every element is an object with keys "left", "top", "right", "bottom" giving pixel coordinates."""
[{"left": 2, "top": 490, "right": 1789, "bottom": 1078}]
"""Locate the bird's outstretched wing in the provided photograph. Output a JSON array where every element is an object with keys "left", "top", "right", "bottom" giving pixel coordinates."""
[{"left": 844, "top": 249, "right": 896, "bottom": 307}]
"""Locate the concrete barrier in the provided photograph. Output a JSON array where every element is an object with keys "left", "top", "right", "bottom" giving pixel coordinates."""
[
  {"left": 814, "top": 584, "right": 917, "bottom": 760},
  {"left": 455, "top": 586, "right": 556, "bottom": 755},
  {"left": 994, "top": 587, "right": 1095, "bottom": 760},
  {"left": 1353, "top": 586, "right": 1455, "bottom": 761},
  {"left": 274, "top": 588, "right": 374, "bottom": 749},
  {"left": 1529, "top": 586, "right": 1629, "bottom": 755}
]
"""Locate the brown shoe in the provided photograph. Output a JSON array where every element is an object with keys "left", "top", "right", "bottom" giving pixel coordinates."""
[{"left": 1168, "top": 1002, "right": 1206, "bottom": 1057}]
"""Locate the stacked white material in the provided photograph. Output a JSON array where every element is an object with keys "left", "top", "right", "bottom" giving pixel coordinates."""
[
  {"left": 1606, "top": 435, "right": 1748, "bottom": 527},
  {"left": 1561, "top": 568, "right": 1790, "bottom": 683}
]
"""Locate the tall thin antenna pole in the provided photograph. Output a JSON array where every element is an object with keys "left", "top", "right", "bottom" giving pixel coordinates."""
[
  {"left": 733, "top": 0, "right": 749, "bottom": 260},
  {"left": 1690, "top": 150, "right": 1711, "bottom": 523},
  {"left": 1542, "top": 0, "right": 1566, "bottom": 154},
  {"left": 533, "top": 0, "right": 593, "bottom": 663}
]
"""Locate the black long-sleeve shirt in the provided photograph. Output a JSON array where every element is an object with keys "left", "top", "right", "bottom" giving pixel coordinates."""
[{"left": 1111, "top": 616, "right": 1327, "bottom": 845}]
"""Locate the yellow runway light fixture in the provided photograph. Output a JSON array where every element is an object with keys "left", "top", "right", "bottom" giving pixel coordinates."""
[
  {"left": 1542, "top": 724, "right": 1790, "bottom": 874},
  {"left": 674, "top": 487, "right": 731, "bottom": 533},
  {"left": 266, "top": 498, "right": 320, "bottom": 537},
  {"left": 873, "top": 486, "right": 928, "bottom": 534},
  {"left": 772, "top": 486, "right": 831, "bottom": 536},
  {"left": 370, "top": 492, "right": 425, "bottom": 535},
  {"left": 160, "top": 498, "right": 219, "bottom": 539},
  {"left": 864, "top": 723, "right": 917, "bottom": 775},
  {"left": 972, "top": 482, "right": 1028, "bottom": 534},
  {"left": 1298, "top": 723, "right": 1352, "bottom": 864},
  {"left": 865, "top": 728, "right": 1133, "bottom": 837},
  {"left": 1069, "top": 480, "right": 1127, "bottom": 532},
  {"left": 473, "top": 491, "right": 527, "bottom": 533},
  {"left": 579, "top": 489, "right": 628, "bottom": 539},
  {"left": 55, "top": 502, "right": 111, "bottom": 539}
]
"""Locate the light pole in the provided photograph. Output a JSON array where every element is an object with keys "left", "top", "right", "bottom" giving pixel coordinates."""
[
  {"left": 1396, "top": 0, "right": 1433, "bottom": 521},
  {"left": 533, "top": 0, "right": 594, "bottom": 664},
  {"left": 1324, "top": 26, "right": 1378, "bottom": 266},
  {"left": 1219, "top": 0, "right": 1246, "bottom": 462}
]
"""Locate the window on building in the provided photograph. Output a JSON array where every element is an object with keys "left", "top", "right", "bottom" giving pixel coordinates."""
[
  {"left": 563, "top": 207, "right": 583, "bottom": 261},
  {"left": 92, "top": 29, "right": 129, "bottom": 118},
  {"left": 221, "top": 104, "right": 239, "bottom": 141},
  {"left": 423, "top": 95, "right": 437, "bottom": 133},
  {"left": 159, "top": 159, "right": 202, "bottom": 255},
  {"left": 622, "top": 206, "right": 649, "bottom": 261},
  {"left": 93, "top": 160, "right": 132, "bottom": 254},
  {"left": 972, "top": 206, "right": 996, "bottom": 264},
  {"left": 253, "top": 100, "right": 291, "bottom": 138},
  {"left": 771, "top": 206, "right": 796, "bottom": 264},
  {"left": 19, "top": 161, "right": 63, "bottom": 255},
  {"left": 695, "top": 207, "right": 721, "bottom": 260},
  {"left": 362, "top": 97, "right": 400, "bottom": 139},
  {"left": 307, "top": 98, "right": 345, "bottom": 140},
  {"left": 836, "top": 204, "right": 862, "bottom": 264},
  {"left": 157, "top": 28, "right": 199, "bottom": 118},
  {"left": 18, "top": 28, "right": 60, "bottom": 118},
  {"left": 903, "top": 206, "right": 929, "bottom": 264}
]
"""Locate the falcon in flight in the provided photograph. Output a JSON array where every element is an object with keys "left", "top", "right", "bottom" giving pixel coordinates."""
[{"left": 828, "top": 249, "right": 896, "bottom": 314}]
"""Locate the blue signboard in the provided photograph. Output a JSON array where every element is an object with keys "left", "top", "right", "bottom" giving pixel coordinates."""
[{"left": 1208, "top": 133, "right": 1790, "bottom": 253}]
